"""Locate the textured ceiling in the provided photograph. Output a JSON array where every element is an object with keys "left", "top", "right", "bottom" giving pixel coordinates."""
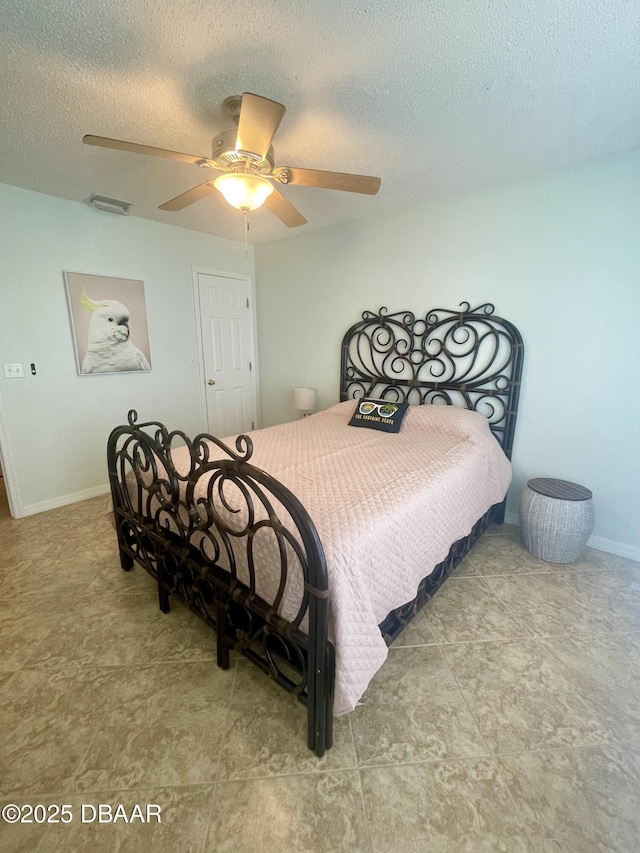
[{"left": 1, "top": 0, "right": 639, "bottom": 244}]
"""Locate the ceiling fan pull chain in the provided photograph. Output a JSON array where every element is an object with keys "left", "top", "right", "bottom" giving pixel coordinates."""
[{"left": 243, "top": 209, "right": 249, "bottom": 255}]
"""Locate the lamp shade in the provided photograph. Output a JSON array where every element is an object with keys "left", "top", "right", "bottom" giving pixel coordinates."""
[
  {"left": 214, "top": 173, "right": 274, "bottom": 211},
  {"left": 293, "top": 387, "right": 317, "bottom": 413}
]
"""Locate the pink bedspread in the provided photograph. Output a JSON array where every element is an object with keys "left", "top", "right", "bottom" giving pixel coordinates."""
[{"left": 217, "top": 401, "right": 511, "bottom": 715}]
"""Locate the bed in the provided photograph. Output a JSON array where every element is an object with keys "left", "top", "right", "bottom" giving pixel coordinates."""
[{"left": 107, "top": 302, "right": 524, "bottom": 757}]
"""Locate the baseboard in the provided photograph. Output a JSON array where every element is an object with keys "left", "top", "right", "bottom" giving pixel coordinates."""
[
  {"left": 586, "top": 535, "right": 640, "bottom": 563},
  {"left": 504, "top": 511, "right": 640, "bottom": 563},
  {"left": 21, "top": 484, "right": 111, "bottom": 517}
]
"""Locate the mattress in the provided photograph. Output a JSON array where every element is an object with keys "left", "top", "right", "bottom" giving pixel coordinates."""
[{"left": 208, "top": 400, "right": 512, "bottom": 715}]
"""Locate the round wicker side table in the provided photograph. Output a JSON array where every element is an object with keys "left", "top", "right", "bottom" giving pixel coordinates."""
[{"left": 519, "top": 478, "right": 594, "bottom": 563}]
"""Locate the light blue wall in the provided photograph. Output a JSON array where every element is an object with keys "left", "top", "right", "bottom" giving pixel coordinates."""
[
  {"left": 0, "top": 183, "right": 254, "bottom": 513},
  {"left": 255, "top": 148, "right": 640, "bottom": 555}
]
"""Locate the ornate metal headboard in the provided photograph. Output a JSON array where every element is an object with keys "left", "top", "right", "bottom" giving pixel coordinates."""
[{"left": 340, "top": 303, "right": 524, "bottom": 459}]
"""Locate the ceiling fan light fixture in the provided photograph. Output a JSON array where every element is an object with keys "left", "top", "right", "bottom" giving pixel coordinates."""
[
  {"left": 84, "top": 92, "right": 380, "bottom": 228},
  {"left": 214, "top": 172, "right": 274, "bottom": 212}
]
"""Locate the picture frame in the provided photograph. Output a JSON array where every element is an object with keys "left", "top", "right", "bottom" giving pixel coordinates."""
[{"left": 64, "top": 271, "right": 152, "bottom": 375}]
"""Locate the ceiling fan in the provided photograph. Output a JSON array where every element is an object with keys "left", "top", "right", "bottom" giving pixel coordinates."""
[{"left": 83, "top": 93, "right": 381, "bottom": 229}]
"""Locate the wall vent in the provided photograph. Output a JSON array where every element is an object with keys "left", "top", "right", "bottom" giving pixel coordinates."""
[{"left": 86, "top": 193, "right": 132, "bottom": 216}]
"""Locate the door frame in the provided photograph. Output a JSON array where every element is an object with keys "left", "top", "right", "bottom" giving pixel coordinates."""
[
  {"left": 192, "top": 266, "right": 260, "bottom": 435},
  {"left": 0, "top": 386, "right": 24, "bottom": 517}
]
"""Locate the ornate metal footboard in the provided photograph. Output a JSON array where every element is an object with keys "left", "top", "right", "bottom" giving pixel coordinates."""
[{"left": 107, "top": 410, "right": 335, "bottom": 757}]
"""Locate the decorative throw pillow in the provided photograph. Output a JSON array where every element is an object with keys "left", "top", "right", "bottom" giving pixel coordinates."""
[{"left": 348, "top": 398, "right": 409, "bottom": 433}]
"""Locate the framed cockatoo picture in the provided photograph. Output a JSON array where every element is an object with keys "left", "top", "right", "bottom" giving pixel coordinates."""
[{"left": 64, "top": 272, "right": 152, "bottom": 375}]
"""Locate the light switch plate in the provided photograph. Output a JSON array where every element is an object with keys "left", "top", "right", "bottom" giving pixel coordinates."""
[{"left": 3, "top": 363, "right": 25, "bottom": 378}]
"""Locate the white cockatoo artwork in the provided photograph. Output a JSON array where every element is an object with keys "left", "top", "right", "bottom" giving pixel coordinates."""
[{"left": 80, "top": 290, "right": 151, "bottom": 373}]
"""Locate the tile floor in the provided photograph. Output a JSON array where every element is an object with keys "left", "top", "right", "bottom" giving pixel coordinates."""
[{"left": 1, "top": 497, "right": 639, "bottom": 852}]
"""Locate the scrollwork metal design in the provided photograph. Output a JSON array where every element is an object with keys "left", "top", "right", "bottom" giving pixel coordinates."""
[
  {"left": 341, "top": 303, "right": 524, "bottom": 458},
  {"left": 107, "top": 410, "right": 334, "bottom": 756},
  {"left": 108, "top": 304, "right": 523, "bottom": 760}
]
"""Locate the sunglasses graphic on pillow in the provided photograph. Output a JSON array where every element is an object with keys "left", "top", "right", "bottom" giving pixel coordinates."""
[{"left": 358, "top": 401, "right": 398, "bottom": 418}]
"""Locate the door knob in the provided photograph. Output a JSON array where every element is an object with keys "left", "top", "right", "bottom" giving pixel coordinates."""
[{"left": 207, "top": 379, "right": 216, "bottom": 386}]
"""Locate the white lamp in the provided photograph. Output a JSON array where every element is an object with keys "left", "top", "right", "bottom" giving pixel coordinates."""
[
  {"left": 293, "top": 387, "right": 317, "bottom": 418},
  {"left": 214, "top": 172, "right": 274, "bottom": 211}
]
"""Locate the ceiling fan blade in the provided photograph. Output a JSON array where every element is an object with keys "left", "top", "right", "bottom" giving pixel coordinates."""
[
  {"left": 83, "top": 135, "right": 213, "bottom": 167},
  {"left": 158, "top": 181, "right": 217, "bottom": 211},
  {"left": 236, "top": 93, "right": 286, "bottom": 159},
  {"left": 279, "top": 167, "right": 381, "bottom": 195},
  {"left": 264, "top": 189, "right": 308, "bottom": 227}
]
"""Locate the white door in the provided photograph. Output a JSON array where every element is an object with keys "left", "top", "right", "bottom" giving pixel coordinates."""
[{"left": 197, "top": 272, "right": 257, "bottom": 438}]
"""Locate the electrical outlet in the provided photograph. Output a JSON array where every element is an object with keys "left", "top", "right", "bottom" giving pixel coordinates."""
[{"left": 3, "top": 363, "right": 25, "bottom": 379}]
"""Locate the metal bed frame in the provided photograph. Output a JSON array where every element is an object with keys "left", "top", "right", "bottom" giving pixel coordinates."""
[{"left": 107, "top": 302, "right": 523, "bottom": 757}]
